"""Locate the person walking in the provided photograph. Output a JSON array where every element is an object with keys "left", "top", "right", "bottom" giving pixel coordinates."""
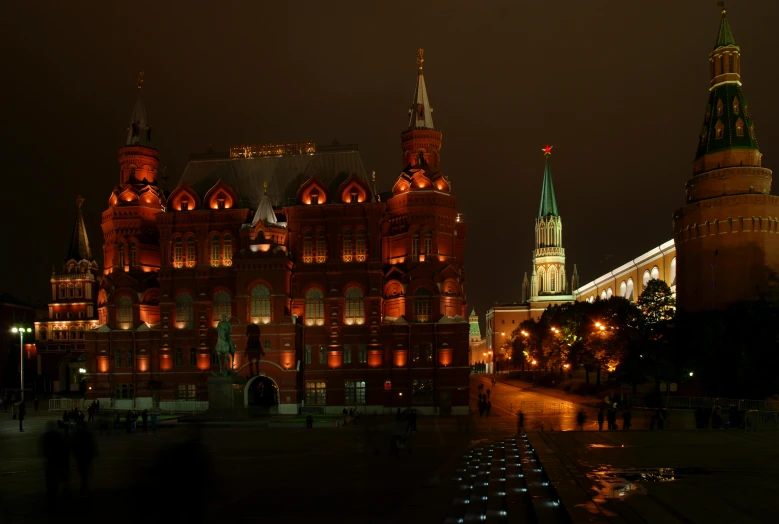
[
  {"left": 306, "top": 413, "right": 313, "bottom": 428},
  {"left": 71, "top": 424, "right": 98, "bottom": 495},
  {"left": 622, "top": 409, "right": 632, "bottom": 430},
  {"left": 142, "top": 409, "right": 149, "bottom": 433},
  {"left": 518, "top": 410, "right": 525, "bottom": 433},
  {"left": 40, "top": 422, "right": 70, "bottom": 511},
  {"left": 597, "top": 408, "right": 605, "bottom": 431},
  {"left": 577, "top": 410, "right": 586, "bottom": 431},
  {"left": 18, "top": 400, "right": 27, "bottom": 432}
]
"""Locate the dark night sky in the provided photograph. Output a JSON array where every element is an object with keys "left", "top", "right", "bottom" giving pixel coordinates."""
[{"left": 1, "top": 1, "right": 778, "bottom": 325}]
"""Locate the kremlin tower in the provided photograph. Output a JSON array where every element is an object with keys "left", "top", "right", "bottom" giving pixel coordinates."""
[{"left": 673, "top": 9, "right": 778, "bottom": 312}]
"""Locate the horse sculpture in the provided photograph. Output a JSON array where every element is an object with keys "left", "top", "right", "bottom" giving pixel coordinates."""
[{"left": 213, "top": 315, "right": 236, "bottom": 376}]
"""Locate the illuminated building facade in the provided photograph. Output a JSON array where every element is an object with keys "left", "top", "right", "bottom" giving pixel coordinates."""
[
  {"left": 33, "top": 197, "right": 100, "bottom": 393},
  {"left": 82, "top": 52, "right": 470, "bottom": 414}
]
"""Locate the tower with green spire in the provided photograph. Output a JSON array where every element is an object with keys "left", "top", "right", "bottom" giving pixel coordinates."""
[
  {"left": 468, "top": 308, "right": 481, "bottom": 342},
  {"left": 674, "top": 7, "right": 778, "bottom": 312},
  {"left": 527, "top": 145, "right": 568, "bottom": 300}
]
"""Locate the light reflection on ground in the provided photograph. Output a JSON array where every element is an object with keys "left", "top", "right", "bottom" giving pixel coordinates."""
[{"left": 588, "top": 467, "right": 676, "bottom": 501}]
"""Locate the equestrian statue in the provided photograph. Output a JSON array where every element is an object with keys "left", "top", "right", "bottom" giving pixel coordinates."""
[{"left": 213, "top": 315, "right": 236, "bottom": 376}]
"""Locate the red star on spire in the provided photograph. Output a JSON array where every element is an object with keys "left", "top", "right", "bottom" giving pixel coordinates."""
[{"left": 542, "top": 144, "right": 553, "bottom": 156}]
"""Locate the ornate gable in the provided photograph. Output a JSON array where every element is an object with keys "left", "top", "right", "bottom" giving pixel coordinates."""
[
  {"left": 204, "top": 179, "right": 239, "bottom": 210},
  {"left": 337, "top": 173, "right": 373, "bottom": 203},
  {"left": 296, "top": 176, "right": 329, "bottom": 205},
  {"left": 168, "top": 183, "right": 202, "bottom": 211}
]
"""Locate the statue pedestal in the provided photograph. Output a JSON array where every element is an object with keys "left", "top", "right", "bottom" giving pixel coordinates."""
[{"left": 207, "top": 374, "right": 246, "bottom": 417}]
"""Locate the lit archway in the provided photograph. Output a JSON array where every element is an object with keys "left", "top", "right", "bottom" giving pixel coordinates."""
[{"left": 244, "top": 374, "right": 279, "bottom": 416}]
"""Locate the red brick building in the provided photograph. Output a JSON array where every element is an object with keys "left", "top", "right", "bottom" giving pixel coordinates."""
[{"left": 82, "top": 51, "right": 470, "bottom": 414}]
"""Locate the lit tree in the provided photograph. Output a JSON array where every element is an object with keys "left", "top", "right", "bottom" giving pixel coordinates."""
[{"left": 637, "top": 279, "right": 676, "bottom": 324}]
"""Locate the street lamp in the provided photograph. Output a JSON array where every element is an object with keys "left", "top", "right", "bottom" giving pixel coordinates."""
[{"left": 11, "top": 325, "right": 32, "bottom": 402}]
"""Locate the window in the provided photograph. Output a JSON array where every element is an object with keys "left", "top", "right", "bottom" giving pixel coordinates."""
[
  {"left": 303, "top": 232, "right": 313, "bottom": 263},
  {"left": 359, "top": 344, "right": 367, "bottom": 363},
  {"left": 716, "top": 99, "right": 723, "bottom": 117},
  {"left": 223, "top": 234, "right": 233, "bottom": 266},
  {"left": 411, "top": 232, "right": 420, "bottom": 258},
  {"left": 356, "top": 229, "right": 366, "bottom": 261},
  {"left": 715, "top": 121, "right": 724, "bottom": 139},
  {"left": 117, "top": 296, "right": 133, "bottom": 327},
  {"left": 186, "top": 237, "right": 196, "bottom": 267},
  {"left": 251, "top": 285, "right": 271, "bottom": 324},
  {"left": 264, "top": 340, "right": 271, "bottom": 349},
  {"left": 118, "top": 243, "right": 125, "bottom": 268},
  {"left": 318, "top": 348, "right": 326, "bottom": 365},
  {"left": 67, "top": 284, "right": 74, "bottom": 298},
  {"left": 189, "top": 348, "right": 197, "bottom": 366},
  {"left": 310, "top": 189, "right": 319, "bottom": 205},
  {"left": 424, "top": 231, "right": 432, "bottom": 255},
  {"left": 733, "top": 97, "right": 740, "bottom": 115},
  {"left": 626, "top": 278, "right": 635, "bottom": 301},
  {"left": 414, "top": 288, "right": 431, "bottom": 322},
  {"left": 735, "top": 118, "right": 744, "bottom": 137},
  {"left": 115, "top": 350, "right": 122, "bottom": 368},
  {"left": 642, "top": 270, "right": 651, "bottom": 288},
  {"left": 67, "top": 312, "right": 72, "bottom": 319},
  {"left": 127, "top": 348, "right": 134, "bottom": 368},
  {"left": 305, "top": 289, "right": 324, "bottom": 326},
  {"left": 538, "top": 270, "right": 545, "bottom": 293},
  {"left": 75, "top": 283, "right": 82, "bottom": 298},
  {"left": 550, "top": 270, "right": 556, "bottom": 292},
  {"left": 116, "top": 384, "right": 134, "bottom": 399},
  {"left": 175, "top": 348, "right": 183, "bottom": 367},
  {"left": 651, "top": 266, "right": 660, "bottom": 280},
  {"left": 411, "top": 345, "right": 419, "bottom": 363},
  {"left": 213, "top": 291, "right": 231, "bottom": 323},
  {"left": 343, "top": 345, "right": 352, "bottom": 364},
  {"left": 173, "top": 238, "right": 183, "bottom": 267},
  {"left": 316, "top": 231, "right": 326, "bottom": 263},
  {"left": 670, "top": 258, "right": 677, "bottom": 286},
  {"left": 345, "top": 381, "right": 366, "bottom": 404},
  {"left": 350, "top": 190, "right": 359, "bottom": 203},
  {"left": 421, "top": 343, "right": 432, "bottom": 364},
  {"left": 719, "top": 56, "right": 724, "bottom": 76},
  {"left": 607, "top": 287, "right": 613, "bottom": 298},
  {"left": 344, "top": 287, "right": 364, "bottom": 325},
  {"left": 175, "top": 293, "right": 194, "bottom": 329},
  {"left": 211, "top": 235, "right": 221, "bottom": 266},
  {"left": 305, "top": 345, "right": 312, "bottom": 364},
  {"left": 343, "top": 230, "right": 353, "bottom": 262},
  {"left": 305, "top": 381, "right": 326, "bottom": 405},
  {"left": 129, "top": 242, "right": 137, "bottom": 267},
  {"left": 620, "top": 281, "right": 627, "bottom": 298},
  {"left": 59, "top": 285, "right": 65, "bottom": 299},
  {"left": 412, "top": 379, "right": 434, "bottom": 403},
  {"left": 177, "top": 384, "right": 196, "bottom": 400}
]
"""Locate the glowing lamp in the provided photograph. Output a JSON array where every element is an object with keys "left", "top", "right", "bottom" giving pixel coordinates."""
[
  {"left": 197, "top": 352, "right": 211, "bottom": 371},
  {"left": 137, "top": 355, "right": 149, "bottom": 372},
  {"left": 160, "top": 353, "right": 173, "bottom": 371},
  {"left": 439, "top": 348, "right": 453, "bottom": 366},
  {"left": 368, "top": 350, "right": 383, "bottom": 367},
  {"left": 97, "top": 355, "right": 109, "bottom": 373},
  {"left": 327, "top": 351, "right": 342, "bottom": 368},
  {"left": 393, "top": 349, "right": 408, "bottom": 367}
]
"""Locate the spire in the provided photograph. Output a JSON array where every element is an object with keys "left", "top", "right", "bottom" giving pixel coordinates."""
[
  {"left": 538, "top": 145, "right": 559, "bottom": 217},
  {"left": 126, "top": 69, "right": 152, "bottom": 147},
  {"left": 251, "top": 181, "right": 278, "bottom": 226},
  {"left": 468, "top": 308, "right": 481, "bottom": 339},
  {"left": 715, "top": 7, "right": 737, "bottom": 49},
  {"left": 66, "top": 195, "right": 93, "bottom": 262},
  {"left": 407, "top": 48, "right": 435, "bottom": 130}
]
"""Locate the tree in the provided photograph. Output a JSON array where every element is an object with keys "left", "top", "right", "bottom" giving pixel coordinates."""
[{"left": 637, "top": 279, "right": 676, "bottom": 324}]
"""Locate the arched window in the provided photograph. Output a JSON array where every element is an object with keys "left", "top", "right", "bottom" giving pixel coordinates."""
[
  {"left": 716, "top": 99, "right": 723, "bottom": 116},
  {"left": 733, "top": 97, "right": 740, "bottom": 115},
  {"left": 305, "top": 289, "right": 324, "bottom": 326},
  {"left": 550, "top": 268, "right": 556, "bottom": 292},
  {"left": 620, "top": 281, "right": 627, "bottom": 298},
  {"left": 315, "top": 231, "right": 326, "bottom": 263},
  {"left": 75, "top": 283, "right": 82, "bottom": 298},
  {"left": 642, "top": 270, "right": 651, "bottom": 288},
  {"left": 118, "top": 243, "right": 125, "bottom": 268},
  {"left": 67, "top": 284, "right": 74, "bottom": 298},
  {"left": 213, "top": 291, "right": 231, "bottom": 323},
  {"left": 607, "top": 287, "right": 613, "bottom": 298},
  {"left": 735, "top": 118, "right": 744, "bottom": 137},
  {"left": 117, "top": 296, "right": 133, "bottom": 328},
  {"left": 651, "top": 266, "right": 660, "bottom": 281},
  {"left": 303, "top": 232, "right": 313, "bottom": 263},
  {"left": 186, "top": 237, "right": 196, "bottom": 267},
  {"left": 670, "top": 258, "right": 677, "bottom": 286},
  {"left": 538, "top": 268, "right": 545, "bottom": 293},
  {"left": 210, "top": 235, "right": 221, "bottom": 267},
  {"left": 626, "top": 278, "right": 635, "bottom": 301},
  {"left": 223, "top": 234, "right": 233, "bottom": 266},
  {"left": 411, "top": 232, "right": 420, "bottom": 258},
  {"left": 356, "top": 229, "right": 367, "bottom": 261},
  {"left": 173, "top": 238, "right": 183, "bottom": 268},
  {"left": 413, "top": 288, "right": 431, "bottom": 322},
  {"left": 129, "top": 242, "right": 137, "bottom": 267},
  {"left": 601, "top": 290, "right": 607, "bottom": 300},
  {"left": 342, "top": 230, "right": 353, "bottom": 262},
  {"left": 715, "top": 120, "right": 724, "bottom": 139},
  {"left": 424, "top": 231, "right": 432, "bottom": 256},
  {"left": 344, "top": 287, "right": 364, "bottom": 325},
  {"left": 175, "top": 293, "right": 194, "bottom": 329},
  {"left": 251, "top": 285, "right": 271, "bottom": 324}
]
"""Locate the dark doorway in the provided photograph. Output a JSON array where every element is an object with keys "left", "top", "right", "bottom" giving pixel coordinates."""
[{"left": 247, "top": 376, "right": 278, "bottom": 416}]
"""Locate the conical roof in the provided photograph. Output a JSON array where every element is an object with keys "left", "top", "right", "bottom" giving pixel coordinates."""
[
  {"left": 538, "top": 148, "right": 559, "bottom": 217},
  {"left": 66, "top": 196, "right": 93, "bottom": 262},
  {"left": 251, "top": 194, "right": 278, "bottom": 226},
  {"left": 407, "top": 49, "right": 435, "bottom": 130},
  {"left": 125, "top": 71, "right": 152, "bottom": 147},
  {"left": 715, "top": 9, "right": 737, "bottom": 49}
]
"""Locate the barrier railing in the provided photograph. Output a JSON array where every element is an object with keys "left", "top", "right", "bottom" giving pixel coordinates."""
[
  {"left": 629, "top": 395, "right": 779, "bottom": 412},
  {"left": 745, "top": 410, "right": 779, "bottom": 430},
  {"left": 158, "top": 401, "right": 209, "bottom": 413},
  {"left": 48, "top": 398, "right": 84, "bottom": 411}
]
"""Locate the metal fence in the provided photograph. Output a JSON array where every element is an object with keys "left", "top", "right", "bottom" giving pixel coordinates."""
[
  {"left": 48, "top": 398, "right": 84, "bottom": 411},
  {"left": 745, "top": 411, "right": 779, "bottom": 430},
  {"left": 518, "top": 401, "right": 577, "bottom": 414},
  {"left": 158, "top": 401, "right": 209, "bottom": 414},
  {"left": 629, "top": 395, "right": 779, "bottom": 412}
]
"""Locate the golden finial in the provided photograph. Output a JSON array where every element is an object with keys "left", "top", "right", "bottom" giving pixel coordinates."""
[
  {"left": 76, "top": 195, "right": 84, "bottom": 208},
  {"left": 717, "top": 1, "right": 726, "bottom": 15},
  {"left": 417, "top": 48, "right": 424, "bottom": 74},
  {"left": 371, "top": 170, "right": 376, "bottom": 182},
  {"left": 263, "top": 180, "right": 269, "bottom": 195},
  {"left": 136, "top": 69, "right": 144, "bottom": 94}
]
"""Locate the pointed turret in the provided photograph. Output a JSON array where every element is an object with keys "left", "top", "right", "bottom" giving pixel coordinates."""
[
  {"left": 408, "top": 49, "right": 435, "bottom": 130},
  {"left": 538, "top": 145, "right": 559, "bottom": 217},
  {"left": 468, "top": 308, "right": 481, "bottom": 341},
  {"left": 66, "top": 195, "right": 93, "bottom": 263},
  {"left": 692, "top": 8, "right": 761, "bottom": 181},
  {"left": 126, "top": 70, "right": 152, "bottom": 147},
  {"left": 400, "top": 49, "right": 443, "bottom": 172},
  {"left": 251, "top": 181, "right": 278, "bottom": 226}
]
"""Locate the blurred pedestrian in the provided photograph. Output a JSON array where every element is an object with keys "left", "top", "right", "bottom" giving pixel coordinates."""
[
  {"left": 40, "top": 422, "right": 70, "bottom": 511},
  {"left": 142, "top": 409, "right": 149, "bottom": 433},
  {"left": 151, "top": 411, "right": 158, "bottom": 434},
  {"left": 597, "top": 408, "right": 605, "bottom": 431},
  {"left": 518, "top": 410, "right": 525, "bottom": 433},
  {"left": 622, "top": 409, "right": 632, "bottom": 430},
  {"left": 18, "top": 400, "right": 26, "bottom": 432},
  {"left": 34, "top": 397, "right": 39, "bottom": 412},
  {"left": 577, "top": 410, "right": 586, "bottom": 431},
  {"left": 71, "top": 424, "right": 98, "bottom": 495}
]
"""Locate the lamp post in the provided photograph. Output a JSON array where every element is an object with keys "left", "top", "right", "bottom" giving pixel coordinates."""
[{"left": 11, "top": 325, "right": 32, "bottom": 402}]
